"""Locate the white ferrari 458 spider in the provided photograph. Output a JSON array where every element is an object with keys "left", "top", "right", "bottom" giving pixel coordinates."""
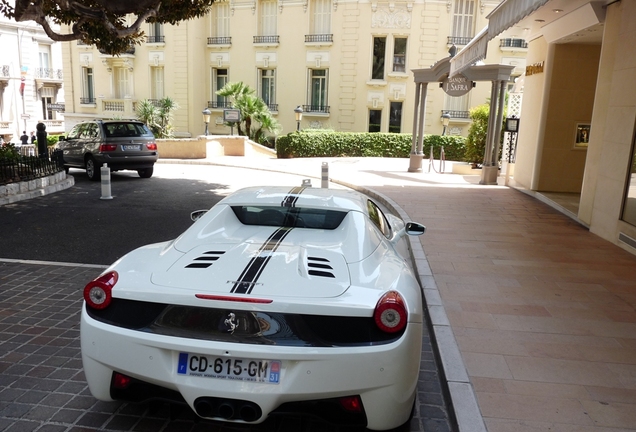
[{"left": 81, "top": 185, "right": 426, "bottom": 431}]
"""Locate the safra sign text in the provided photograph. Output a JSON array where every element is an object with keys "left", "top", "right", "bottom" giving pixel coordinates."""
[{"left": 441, "top": 74, "right": 473, "bottom": 97}]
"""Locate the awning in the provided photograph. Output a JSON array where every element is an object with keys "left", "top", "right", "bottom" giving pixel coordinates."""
[
  {"left": 486, "top": 0, "right": 551, "bottom": 39},
  {"left": 449, "top": 26, "right": 489, "bottom": 77}
]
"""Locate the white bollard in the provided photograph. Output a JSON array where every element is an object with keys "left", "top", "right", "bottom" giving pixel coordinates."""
[
  {"left": 100, "top": 163, "right": 113, "bottom": 200},
  {"left": 321, "top": 162, "right": 329, "bottom": 188}
]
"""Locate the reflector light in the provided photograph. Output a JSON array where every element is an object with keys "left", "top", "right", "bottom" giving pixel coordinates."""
[
  {"left": 83, "top": 271, "right": 118, "bottom": 310},
  {"left": 373, "top": 291, "right": 407, "bottom": 333},
  {"left": 339, "top": 396, "right": 363, "bottom": 412},
  {"left": 112, "top": 372, "right": 132, "bottom": 389},
  {"left": 146, "top": 143, "right": 158, "bottom": 150},
  {"left": 195, "top": 294, "right": 273, "bottom": 304},
  {"left": 100, "top": 144, "right": 117, "bottom": 152}
]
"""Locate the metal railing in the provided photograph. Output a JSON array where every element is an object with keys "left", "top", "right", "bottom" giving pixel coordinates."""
[
  {"left": 207, "top": 100, "right": 233, "bottom": 109},
  {"left": 441, "top": 110, "right": 470, "bottom": 119},
  {"left": 0, "top": 150, "right": 65, "bottom": 186},
  {"left": 146, "top": 35, "right": 165, "bottom": 43},
  {"left": 500, "top": 38, "right": 528, "bottom": 48},
  {"left": 267, "top": 103, "right": 278, "bottom": 112},
  {"left": 305, "top": 34, "right": 333, "bottom": 43},
  {"left": 208, "top": 37, "right": 232, "bottom": 45},
  {"left": 253, "top": 35, "right": 279, "bottom": 44},
  {"left": 34, "top": 68, "right": 63, "bottom": 79},
  {"left": 80, "top": 97, "right": 96, "bottom": 104},
  {"left": 302, "top": 105, "right": 330, "bottom": 114},
  {"left": 1, "top": 65, "right": 9, "bottom": 77},
  {"left": 447, "top": 36, "right": 472, "bottom": 46}
]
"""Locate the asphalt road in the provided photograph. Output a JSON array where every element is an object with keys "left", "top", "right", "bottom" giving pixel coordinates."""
[{"left": 0, "top": 164, "right": 317, "bottom": 265}]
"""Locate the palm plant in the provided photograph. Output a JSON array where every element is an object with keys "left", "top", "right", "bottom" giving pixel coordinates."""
[
  {"left": 216, "top": 82, "right": 281, "bottom": 142},
  {"left": 136, "top": 97, "right": 179, "bottom": 138}
]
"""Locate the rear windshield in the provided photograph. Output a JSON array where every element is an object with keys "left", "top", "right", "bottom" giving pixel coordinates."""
[
  {"left": 231, "top": 206, "right": 347, "bottom": 229},
  {"left": 103, "top": 122, "right": 152, "bottom": 138}
]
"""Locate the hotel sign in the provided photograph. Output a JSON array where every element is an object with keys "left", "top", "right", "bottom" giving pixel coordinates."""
[{"left": 441, "top": 74, "right": 473, "bottom": 97}]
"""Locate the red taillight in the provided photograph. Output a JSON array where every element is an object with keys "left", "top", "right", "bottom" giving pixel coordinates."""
[
  {"left": 374, "top": 291, "right": 407, "bottom": 333},
  {"left": 146, "top": 142, "right": 157, "bottom": 150},
  {"left": 195, "top": 294, "right": 273, "bottom": 304},
  {"left": 100, "top": 144, "right": 117, "bottom": 152},
  {"left": 112, "top": 372, "right": 132, "bottom": 389},
  {"left": 83, "top": 271, "right": 118, "bottom": 310},
  {"left": 339, "top": 396, "right": 363, "bottom": 412}
]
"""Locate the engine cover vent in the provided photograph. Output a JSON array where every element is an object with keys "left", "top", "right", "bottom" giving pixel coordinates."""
[
  {"left": 185, "top": 251, "right": 226, "bottom": 269},
  {"left": 307, "top": 256, "right": 335, "bottom": 278}
]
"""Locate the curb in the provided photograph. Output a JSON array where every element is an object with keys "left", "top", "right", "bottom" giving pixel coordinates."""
[{"left": 0, "top": 171, "right": 75, "bottom": 206}]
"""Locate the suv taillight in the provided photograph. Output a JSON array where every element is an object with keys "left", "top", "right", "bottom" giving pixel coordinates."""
[
  {"left": 373, "top": 291, "right": 407, "bottom": 333},
  {"left": 146, "top": 142, "right": 157, "bottom": 150},
  {"left": 83, "top": 271, "right": 118, "bottom": 310},
  {"left": 100, "top": 144, "right": 117, "bottom": 152}
]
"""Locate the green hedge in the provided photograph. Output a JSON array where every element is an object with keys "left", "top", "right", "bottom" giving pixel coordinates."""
[{"left": 276, "top": 131, "right": 466, "bottom": 161}]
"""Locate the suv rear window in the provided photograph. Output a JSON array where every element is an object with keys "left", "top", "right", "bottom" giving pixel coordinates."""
[{"left": 103, "top": 123, "right": 151, "bottom": 138}]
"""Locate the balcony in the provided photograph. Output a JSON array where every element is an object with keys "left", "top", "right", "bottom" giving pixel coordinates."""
[
  {"left": 500, "top": 38, "right": 528, "bottom": 52},
  {"left": 1, "top": 65, "right": 9, "bottom": 78},
  {"left": 101, "top": 99, "right": 137, "bottom": 116},
  {"left": 146, "top": 35, "right": 165, "bottom": 44},
  {"left": 208, "top": 37, "right": 232, "bottom": 47},
  {"left": 0, "top": 120, "right": 11, "bottom": 134},
  {"left": 38, "top": 119, "right": 65, "bottom": 133},
  {"left": 447, "top": 36, "right": 473, "bottom": 46},
  {"left": 302, "top": 105, "right": 330, "bottom": 115},
  {"left": 267, "top": 103, "right": 278, "bottom": 112},
  {"left": 99, "top": 46, "right": 135, "bottom": 55},
  {"left": 253, "top": 35, "right": 279, "bottom": 47},
  {"left": 80, "top": 97, "right": 96, "bottom": 105},
  {"left": 207, "top": 100, "right": 233, "bottom": 110},
  {"left": 305, "top": 34, "right": 333, "bottom": 46},
  {"left": 441, "top": 110, "right": 470, "bottom": 119},
  {"left": 34, "top": 68, "right": 63, "bottom": 80}
]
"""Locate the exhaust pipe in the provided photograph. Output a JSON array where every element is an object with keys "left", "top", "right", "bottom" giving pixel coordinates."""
[
  {"left": 193, "top": 399, "right": 214, "bottom": 418},
  {"left": 193, "top": 397, "right": 262, "bottom": 422},
  {"left": 218, "top": 402, "right": 235, "bottom": 419},
  {"left": 239, "top": 403, "right": 259, "bottom": 422}
]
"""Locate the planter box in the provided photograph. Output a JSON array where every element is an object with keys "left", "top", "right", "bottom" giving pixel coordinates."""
[{"left": 157, "top": 136, "right": 275, "bottom": 159}]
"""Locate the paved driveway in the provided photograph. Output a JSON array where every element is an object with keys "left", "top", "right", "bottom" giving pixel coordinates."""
[{"left": 0, "top": 164, "right": 453, "bottom": 432}]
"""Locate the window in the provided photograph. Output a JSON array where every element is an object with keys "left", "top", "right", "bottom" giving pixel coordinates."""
[
  {"left": 259, "top": 69, "right": 276, "bottom": 110},
  {"left": 369, "top": 110, "right": 381, "bottom": 133},
  {"left": 372, "top": 36, "right": 386, "bottom": 80},
  {"left": 367, "top": 200, "right": 391, "bottom": 238},
  {"left": 444, "top": 93, "right": 470, "bottom": 116},
  {"left": 309, "top": 69, "right": 328, "bottom": 111},
  {"left": 211, "top": 2, "right": 230, "bottom": 37},
  {"left": 452, "top": 0, "right": 475, "bottom": 41},
  {"left": 260, "top": 0, "right": 277, "bottom": 36},
  {"left": 211, "top": 68, "right": 229, "bottom": 108},
  {"left": 114, "top": 67, "right": 129, "bottom": 99},
  {"left": 311, "top": 0, "right": 331, "bottom": 34},
  {"left": 81, "top": 67, "right": 95, "bottom": 104},
  {"left": 148, "top": 23, "right": 164, "bottom": 43},
  {"left": 150, "top": 67, "right": 164, "bottom": 100},
  {"left": 232, "top": 206, "right": 347, "bottom": 229},
  {"left": 622, "top": 132, "right": 636, "bottom": 227},
  {"left": 393, "top": 37, "right": 407, "bottom": 73},
  {"left": 389, "top": 102, "right": 402, "bottom": 133},
  {"left": 41, "top": 87, "right": 55, "bottom": 120},
  {"left": 38, "top": 45, "right": 50, "bottom": 70}
]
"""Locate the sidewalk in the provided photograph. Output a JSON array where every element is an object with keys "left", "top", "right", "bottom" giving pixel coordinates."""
[{"left": 177, "top": 156, "right": 636, "bottom": 432}]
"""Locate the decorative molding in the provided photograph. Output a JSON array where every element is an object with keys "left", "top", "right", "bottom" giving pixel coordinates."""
[
  {"left": 252, "top": 0, "right": 256, "bottom": 14},
  {"left": 279, "top": 0, "right": 283, "bottom": 13},
  {"left": 333, "top": 0, "right": 338, "bottom": 11},
  {"left": 303, "top": 0, "right": 308, "bottom": 12},
  {"left": 446, "top": 0, "right": 451, "bottom": 13},
  {"left": 371, "top": 1, "right": 377, "bottom": 12},
  {"left": 371, "top": 7, "right": 411, "bottom": 29},
  {"left": 480, "top": 0, "right": 485, "bottom": 14}
]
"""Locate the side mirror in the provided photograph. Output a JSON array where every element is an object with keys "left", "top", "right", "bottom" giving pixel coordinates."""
[
  {"left": 405, "top": 222, "right": 426, "bottom": 236},
  {"left": 58, "top": 136, "right": 65, "bottom": 141},
  {"left": 190, "top": 209, "right": 208, "bottom": 221}
]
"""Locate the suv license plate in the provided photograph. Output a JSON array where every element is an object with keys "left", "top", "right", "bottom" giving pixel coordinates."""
[
  {"left": 122, "top": 145, "right": 141, "bottom": 151},
  {"left": 177, "top": 352, "right": 281, "bottom": 384}
]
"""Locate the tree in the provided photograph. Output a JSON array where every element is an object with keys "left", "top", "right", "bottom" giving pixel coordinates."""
[
  {"left": 0, "top": 0, "right": 215, "bottom": 55},
  {"left": 216, "top": 82, "right": 281, "bottom": 143},
  {"left": 136, "top": 97, "right": 179, "bottom": 139}
]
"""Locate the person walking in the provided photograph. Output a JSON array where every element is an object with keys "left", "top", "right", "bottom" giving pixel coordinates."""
[
  {"left": 30, "top": 131, "right": 36, "bottom": 144},
  {"left": 20, "top": 131, "right": 29, "bottom": 145}
]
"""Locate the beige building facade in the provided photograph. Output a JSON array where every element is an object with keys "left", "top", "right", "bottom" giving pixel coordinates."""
[
  {"left": 455, "top": 0, "right": 636, "bottom": 256},
  {"left": 61, "top": 0, "right": 528, "bottom": 138}
]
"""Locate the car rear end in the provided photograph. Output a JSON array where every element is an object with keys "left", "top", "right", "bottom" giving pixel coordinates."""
[{"left": 95, "top": 121, "right": 158, "bottom": 176}]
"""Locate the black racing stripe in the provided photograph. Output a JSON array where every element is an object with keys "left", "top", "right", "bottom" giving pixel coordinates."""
[
  {"left": 281, "top": 186, "right": 305, "bottom": 207},
  {"left": 231, "top": 227, "right": 293, "bottom": 294}
]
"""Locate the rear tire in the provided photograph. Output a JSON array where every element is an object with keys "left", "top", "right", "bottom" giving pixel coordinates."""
[
  {"left": 86, "top": 157, "right": 99, "bottom": 181},
  {"left": 138, "top": 167, "right": 154, "bottom": 178}
]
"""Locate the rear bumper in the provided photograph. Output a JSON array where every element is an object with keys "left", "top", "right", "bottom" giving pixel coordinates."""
[
  {"left": 81, "top": 305, "right": 422, "bottom": 430},
  {"left": 96, "top": 154, "right": 158, "bottom": 171}
]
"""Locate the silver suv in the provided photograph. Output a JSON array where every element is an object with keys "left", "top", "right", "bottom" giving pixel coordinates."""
[{"left": 57, "top": 120, "right": 158, "bottom": 180}]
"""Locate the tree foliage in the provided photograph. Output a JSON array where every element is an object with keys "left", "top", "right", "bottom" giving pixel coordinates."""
[
  {"left": 216, "top": 82, "right": 281, "bottom": 143},
  {"left": 0, "top": 0, "right": 215, "bottom": 55},
  {"left": 136, "top": 97, "right": 180, "bottom": 138}
]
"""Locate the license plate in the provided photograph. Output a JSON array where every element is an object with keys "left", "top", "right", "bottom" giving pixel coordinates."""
[
  {"left": 177, "top": 352, "right": 281, "bottom": 384},
  {"left": 122, "top": 145, "right": 141, "bottom": 151}
]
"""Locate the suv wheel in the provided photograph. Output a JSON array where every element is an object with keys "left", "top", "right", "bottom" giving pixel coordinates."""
[
  {"left": 138, "top": 167, "right": 154, "bottom": 178},
  {"left": 86, "top": 157, "right": 100, "bottom": 181}
]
